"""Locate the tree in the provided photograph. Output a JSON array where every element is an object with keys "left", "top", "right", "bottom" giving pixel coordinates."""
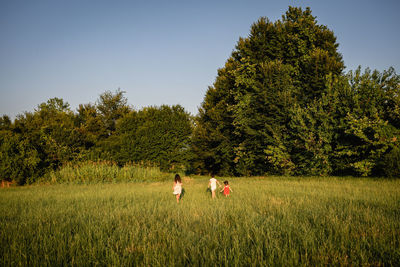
[
  {"left": 192, "top": 6, "right": 344, "bottom": 176},
  {"left": 108, "top": 105, "right": 193, "bottom": 171},
  {"left": 0, "top": 130, "right": 40, "bottom": 185},
  {"left": 7, "top": 98, "right": 84, "bottom": 183},
  {"left": 75, "top": 103, "right": 107, "bottom": 149},
  {"left": 331, "top": 67, "right": 400, "bottom": 176},
  {"left": 284, "top": 76, "right": 339, "bottom": 176},
  {"left": 232, "top": 59, "right": 296, "bottom": 175},
  {"left": 96, "top": 89, "right": 131, "bottom": 136},
  {"left": 0, "top": 115, "right": 11, "bottom": 130}
]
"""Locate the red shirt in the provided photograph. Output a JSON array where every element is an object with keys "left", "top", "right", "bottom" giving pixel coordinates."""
[{"left": 223, "top": 185, "right": 230, "bottom": 195}]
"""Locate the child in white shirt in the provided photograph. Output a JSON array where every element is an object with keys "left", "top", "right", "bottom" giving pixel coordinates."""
[{"left": 208, "top": 175, "right": 221, "bottom": 199}]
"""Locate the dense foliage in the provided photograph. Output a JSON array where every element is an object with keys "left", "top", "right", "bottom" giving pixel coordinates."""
[
  {"left": 102, "top": 105, "right": 193, "bottom": 171},
  {"left": 190, "top": 7, "right": 400, "bottom": 177},
  {"left": 0, "top": 91, "right": 192, "bottom": 184},
  {"left": 1, "top": 7, "right": 399, "bottom": 184}
]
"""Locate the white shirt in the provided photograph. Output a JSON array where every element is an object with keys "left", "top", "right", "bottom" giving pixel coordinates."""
[
  {"left": 173, "top": 182, "right": 182, "bottom": 194},
  {"left": 210, "top": 178, "right": 217, "bottom": 190}
]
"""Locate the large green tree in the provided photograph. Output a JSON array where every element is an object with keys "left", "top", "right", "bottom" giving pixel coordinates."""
[{"left": 192, "top": 6, "right": 344, "bottom": 176}]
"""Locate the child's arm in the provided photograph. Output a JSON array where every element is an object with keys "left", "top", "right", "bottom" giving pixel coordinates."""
[{"left": 229, "top": 186, "right": 233, "bottom": 192}]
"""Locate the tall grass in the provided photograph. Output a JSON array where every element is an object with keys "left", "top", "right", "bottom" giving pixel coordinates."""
[
  {"left": 1, "top": 177, "right": 399, "bottom": 266},
  {"left": 40, "top": 161, "right": 174, "bottom": 184}
]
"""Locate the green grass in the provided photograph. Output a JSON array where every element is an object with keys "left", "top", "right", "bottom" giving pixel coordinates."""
[
  {"left": 40, "top": 161, "right": 174, "bottom": 184},
  {"left": 1, "top": 177, "right": 399, "bottom": 266}
]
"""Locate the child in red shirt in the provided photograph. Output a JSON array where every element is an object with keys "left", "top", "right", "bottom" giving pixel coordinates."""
[{"left": 221, "top": 180, "right": 232, "bottom": 197}]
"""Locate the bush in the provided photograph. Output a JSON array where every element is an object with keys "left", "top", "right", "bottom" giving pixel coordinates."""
[{"left": 380, "top": 145, "right": 400, "bottom": 177}]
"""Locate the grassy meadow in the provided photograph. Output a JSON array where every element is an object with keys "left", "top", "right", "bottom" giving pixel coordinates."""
[{"left": 1, "top": 176, "right": 399, "bottom": 266}]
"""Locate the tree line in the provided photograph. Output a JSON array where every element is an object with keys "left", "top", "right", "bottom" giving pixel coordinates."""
[
  {"left": 0, "top": 90, "right": 192, "bottom": 185},
  {"left": 1, "top": 7, "right": 399, "bottom": 184}
]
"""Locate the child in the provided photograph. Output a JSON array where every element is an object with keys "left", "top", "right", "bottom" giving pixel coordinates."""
[
  {"left": 172, "top": 174, "right": 182, "bottom": 203},
  {"left": 220, "top": 180, "right": 232, "bottom": 197},
  {"left": 208, "top": 175, "right": 221, "bottom": 199}
]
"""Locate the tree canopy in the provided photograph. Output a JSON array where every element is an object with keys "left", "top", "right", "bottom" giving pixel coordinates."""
[{"left": 190, "top": 6, "right": 400, "bottom": 177}]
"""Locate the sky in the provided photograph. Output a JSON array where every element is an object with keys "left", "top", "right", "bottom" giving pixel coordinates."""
[{"left": 1, "top": 0, "right": 399, "bottom": 119}]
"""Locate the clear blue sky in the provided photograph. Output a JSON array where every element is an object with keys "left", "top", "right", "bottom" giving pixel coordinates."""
[{"left": 1, "top": 0, "right": 399, "bottom": 119}]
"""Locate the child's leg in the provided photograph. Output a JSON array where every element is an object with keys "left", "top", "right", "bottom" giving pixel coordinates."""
[
  {"left": 176, "top": 194, "right": 180, "bottom": 203},
  {"left": 212, "top": 190, "right": 216, "bottom": 198}
]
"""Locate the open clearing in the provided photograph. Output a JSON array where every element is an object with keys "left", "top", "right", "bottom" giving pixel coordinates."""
[{"left": 1, "top": 177, "right": 399, "bottom": 266}]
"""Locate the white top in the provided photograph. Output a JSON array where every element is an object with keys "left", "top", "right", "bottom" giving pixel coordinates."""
[
  {"left": 209, "top": 178, "right": 217, "bottom": 190},
  {"left": 173, "top": 182, "right": 182, "bottom": 195}
]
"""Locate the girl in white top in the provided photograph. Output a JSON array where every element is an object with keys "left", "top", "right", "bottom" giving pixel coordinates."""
[
  {"left": 172, "top": 174, "right": 182, "bottom": 203},
  {"left": 208, "top": 175, "right": 221, "bottom": 199}
]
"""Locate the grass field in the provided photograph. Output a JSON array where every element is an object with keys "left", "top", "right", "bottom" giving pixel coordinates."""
[{"left": 1, "top": 176, "right": 399, "bottom": 266}]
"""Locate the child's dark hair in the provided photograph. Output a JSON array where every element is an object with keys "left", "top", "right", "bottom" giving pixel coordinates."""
[
  {"left": 223, "top": 180, "right": 229, "bottom": 185},
  {"left": 174, "top": 174, "right": 181, "bottom": 183}
]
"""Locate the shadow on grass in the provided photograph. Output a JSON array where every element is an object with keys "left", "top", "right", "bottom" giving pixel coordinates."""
[{"left": 179, "top": 188, "right": 186, "bottom": 200}]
